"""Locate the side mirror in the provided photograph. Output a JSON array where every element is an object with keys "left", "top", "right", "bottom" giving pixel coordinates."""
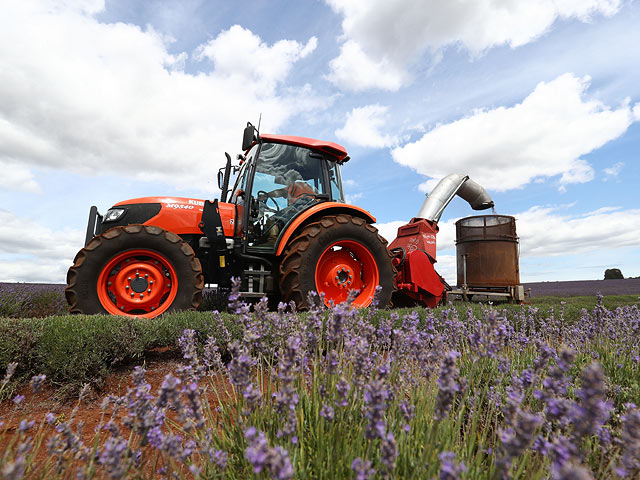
[
  {"left": 242, "top": 123, "right": 257, "bottom": 151},
  {"left": 217, "top": 169, "right": 225, "bottom": 190}
]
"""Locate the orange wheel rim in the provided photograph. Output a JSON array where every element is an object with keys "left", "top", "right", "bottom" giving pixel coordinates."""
[
  {"left": 315, "top": 240, "right": 379, "bottom": 307},
  {"left": 97, "top": 249, "right": 178, "bottom": 318}
]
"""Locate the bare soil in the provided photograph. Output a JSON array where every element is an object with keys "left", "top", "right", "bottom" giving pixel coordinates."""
[{"left": 0, "top": 350, "right": 235, "bottom": 477}]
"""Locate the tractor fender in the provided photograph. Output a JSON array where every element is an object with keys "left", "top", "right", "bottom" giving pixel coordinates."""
[{"left": 275, "top": 202, "right": 376, "bottom": 256}]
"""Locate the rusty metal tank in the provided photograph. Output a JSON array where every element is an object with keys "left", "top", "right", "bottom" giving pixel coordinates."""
[{"left": 455, "top": 215, "right": 519, "bottom": 287}]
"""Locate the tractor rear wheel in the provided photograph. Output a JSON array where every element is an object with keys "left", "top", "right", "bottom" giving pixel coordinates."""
[
  {"left": 65, "top": 225, "right": 204, "bottom": 318},
  {"left": 279, "top": 214, "right": 395, "bottom": 309}
]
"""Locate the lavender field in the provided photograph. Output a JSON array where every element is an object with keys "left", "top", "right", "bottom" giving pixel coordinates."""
[
  {"left": 2, "top": 278, "right": 639, "bottom": 319},
  {"left": 1, "top": 281, "right": 639, "bottom": 479},
  {"left": 523, "top": 278, "right": 640, "bottom": 298}
]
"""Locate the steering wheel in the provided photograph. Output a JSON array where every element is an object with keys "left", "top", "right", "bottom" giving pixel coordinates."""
[{"left": 256, "top": 190, "right": 280, "bottom": 212}]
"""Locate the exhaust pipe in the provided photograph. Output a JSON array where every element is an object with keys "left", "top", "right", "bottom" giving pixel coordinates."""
[{"left": 416, "top": 174, "right": 494, "bottom": 223}]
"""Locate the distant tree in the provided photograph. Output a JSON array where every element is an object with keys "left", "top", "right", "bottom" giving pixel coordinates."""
[{"left": 604, "top": 268, "right": 624, "bottom": 280}]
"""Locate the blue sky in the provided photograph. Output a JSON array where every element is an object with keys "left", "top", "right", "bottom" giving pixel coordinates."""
[{"left": 1, "top": 0, "right": 639, "bottom": 284}]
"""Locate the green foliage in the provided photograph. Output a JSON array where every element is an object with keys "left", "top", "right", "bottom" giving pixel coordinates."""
[
  {"left": 604, "top": 268, "right": 624, "bottom": 279},
  {"left": 0, "top": 310, "right": 242, "bottom": 397}
]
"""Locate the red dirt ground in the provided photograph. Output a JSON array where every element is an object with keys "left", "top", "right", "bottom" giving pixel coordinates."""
[{"left": 0, "top": 350, "right": 235, "bottom": 478}]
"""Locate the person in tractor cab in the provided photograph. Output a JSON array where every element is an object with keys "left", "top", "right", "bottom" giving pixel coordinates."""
[{"left": 260, "top": 169, "right": 317, "bottom": 206}]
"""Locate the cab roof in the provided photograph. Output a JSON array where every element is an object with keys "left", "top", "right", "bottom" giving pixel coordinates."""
[{"left": 259, "top": 133, "right": 349, "bottom": 163}]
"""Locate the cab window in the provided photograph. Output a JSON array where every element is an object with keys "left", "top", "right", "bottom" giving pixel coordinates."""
[{"left": 247, "top": 143, "right": 327, "bottom": 250}]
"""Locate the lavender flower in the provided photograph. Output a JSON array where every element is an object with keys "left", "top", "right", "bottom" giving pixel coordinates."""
[
  {"left": 399, "top": 401, "right": 415, "bottom": 433},
  {"left": 349, "top": 336, "right": 375, "bottom": 389},
  {"left": 2, "top": 362, "right": 18, "bottom": 388},
  {"left": 497, "top": 410, "right": 542, "bottom": 474},
  {"left": 203, "top": 335, "right": 223, "bottom": 372},
  {"left": 548, "top": 436, "right": 575, "bottom": 474},
  {"left": 18, "top": 419, "right": 35, "bottom": 433},
  {"left": 336, "top": 376, "right": 351, "bottom": 407},
  {"left": 438, "top": 451, "right": 466, "bottom": 480},
  {"left": 97, "top": 437, "right": 130, "bottom": 478},
  {"left": 352, "top": 458, "right": 375, "bottom": 480},
  {"left": 122, "top": 367, "right": 163, "bottom": 444},
  {"left": 29, "top": 373, "right": 46, "bottom": 393},
  {"left": 434, "top": 351, "right": 465, "bottom": 421},
  {"left": 209, "top": 449, "right": 228, "bottom": 471},
  {"left": 380, "top": 431, "right": 397, "bottom": 477},
  {"left": 616, "top": 404, "right": 640, "bottom": 477},
  {"left": 1, "top": 455, "right": 26, "bottom": 480},
  {"left": 363, "top": 377, "right": 390, "bottom": 440},
  {"left": 156, "top": 373, "right": 184, "bottom": 420},
  {"left": 570, "top": 363, "right": 612, "bottom": 441},
  {"left": 228, "top": 341, "right": 254, "bottom": 389},
  {"left": 244, "top": 427, "right": 294, "bottom": 479},
  {"left": 273, "top": 336, "right": 302, "bottom": 443},
  {"left": 182, "top": 382, "right": 206, "bottom": 431},
  {"left": 320, "top": 404, "right": 335, "bottom": 421}
]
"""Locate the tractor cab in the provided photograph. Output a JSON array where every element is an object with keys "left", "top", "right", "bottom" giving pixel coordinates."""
[{"left": 220, "top": 124, "right": 348, "bottom": 253}]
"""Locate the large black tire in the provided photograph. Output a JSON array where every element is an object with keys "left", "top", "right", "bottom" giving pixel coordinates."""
[
  {"left": 279, "top": 214, "right": 396, "bottom": 309},
  {"left": 66, "top": 225, "right": 204, "bottom": 317}
]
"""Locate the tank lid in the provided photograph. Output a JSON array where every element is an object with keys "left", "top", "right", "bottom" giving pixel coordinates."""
[{"left": 457, "top": 215, "right": 515, "bottom": 227}]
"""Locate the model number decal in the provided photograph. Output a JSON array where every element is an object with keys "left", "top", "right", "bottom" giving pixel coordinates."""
[{"left": 165, "top": 203, "right": 195, "bottom": 210}]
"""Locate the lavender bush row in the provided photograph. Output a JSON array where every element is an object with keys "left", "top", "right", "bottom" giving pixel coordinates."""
[
  {"left": 0, "top": 284, "right": 242, "bottom": 318},
  {"left": 0, "top": 284, "right": 67, "bottom": 318},
  {"left": 1, "top": 284, "right": 639, "bottom": 479}
]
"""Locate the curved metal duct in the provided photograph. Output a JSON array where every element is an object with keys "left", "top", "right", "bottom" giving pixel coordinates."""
[{"left": 416, "top": 174, "right": 494, "bottom": 223}]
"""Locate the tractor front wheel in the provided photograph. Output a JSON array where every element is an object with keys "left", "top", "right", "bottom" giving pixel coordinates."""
[
  {"left": 65, "top": 225, "right": 204, "bottom": 318},
  {"left": 279, "top": 215, "right": 395, "bottom": 309}
]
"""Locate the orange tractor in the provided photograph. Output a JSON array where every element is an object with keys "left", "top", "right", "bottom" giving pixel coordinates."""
[{"left": 66, "top": 123, "right": 493, "bottom": 317}]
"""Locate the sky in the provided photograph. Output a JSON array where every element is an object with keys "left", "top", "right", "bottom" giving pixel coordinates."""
[{"left": 1, "top": 0, "right": 639, "bottom": 285}]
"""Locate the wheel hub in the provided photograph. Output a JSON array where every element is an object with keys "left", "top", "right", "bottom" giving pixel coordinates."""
[
  {"left": 130, "top": 276, "right": 148, "bottom": 293},
  {"left": 332, "top": 266, "right": 353, "bottom": 289}
]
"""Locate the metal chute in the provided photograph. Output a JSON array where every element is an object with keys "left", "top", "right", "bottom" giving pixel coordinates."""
[{"left": 416, "top": 174, "right": 494, "bottom": 223}]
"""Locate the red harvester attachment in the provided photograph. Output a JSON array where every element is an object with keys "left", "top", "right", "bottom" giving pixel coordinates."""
[{"left": 389, "top": 174, "right": 494, "bottom": 307}]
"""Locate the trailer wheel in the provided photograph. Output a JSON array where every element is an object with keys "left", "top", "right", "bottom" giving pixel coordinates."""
[
  {"left": 65, "top": 225, "right": 204, "bottom": 318},
  {"left": 279, "top": 214, "right": 395, "bottom": 309}
]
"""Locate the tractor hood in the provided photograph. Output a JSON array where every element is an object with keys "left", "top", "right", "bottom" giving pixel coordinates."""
[
  {"left": 113, "top": 196, "right": 205, "bottom": 209},
  {"left": 106, "top": 197, "right": 235, "bottom": 237},
  {"left": 416, "top": 174, "right": 494, "bottom": 224}
]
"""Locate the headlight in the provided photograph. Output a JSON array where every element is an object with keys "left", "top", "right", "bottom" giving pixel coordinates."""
[{"left": 103, "top": 208, "right": 126, "bottom": 222}]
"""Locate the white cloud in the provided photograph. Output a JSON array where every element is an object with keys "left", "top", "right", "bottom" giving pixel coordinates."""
[
  {"left": 0, "top": 2, "right": 322, "bottom": 193},
  {"left": 0, "top": 209, "right": 84, "bottom": 283},
  {"left": 0, "top": 160, "right": 41, "bottom": 193},
  {"left": 345, "top": 192, "right": 364, "bottom": 204},
  {"left": 326, "top": 41, "right": 407, "bottom": 92},
  {"left": 603, "top": 161, "right": 623, "bottom": 179},
  {"left": 195, "top": 25, "right": 317, "bottom": 92},
  {"left": 391, "top": 74, "right": 637, "bottom": 192},
  {"left": 335, "top": 104, "right": 399, "bottom": 148},
  {"left": 517, "top": 205, "right": 640, "bottom": 257},
  {"left": 326, "top": 0, "right": 621, "bottom": 91}
]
